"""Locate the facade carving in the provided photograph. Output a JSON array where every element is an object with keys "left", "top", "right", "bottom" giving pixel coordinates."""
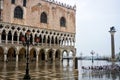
[{"left": 0, "top": 0, "right": 76, "bottom": 62}]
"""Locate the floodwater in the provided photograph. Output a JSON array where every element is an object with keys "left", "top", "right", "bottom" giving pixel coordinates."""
[
  {"left": 0, "top": 60, "right": 120, "bottom": 80},
  {"left": 78, "top": 60, "right": 120, "bottom": 80}
]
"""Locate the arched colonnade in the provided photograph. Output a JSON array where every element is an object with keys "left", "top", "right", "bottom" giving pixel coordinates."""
[{"left": 0, "top": 46, "right": 76, "bottom": 62}]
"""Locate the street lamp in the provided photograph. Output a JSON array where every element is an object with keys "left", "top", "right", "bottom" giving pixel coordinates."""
[
  {"left": 109, "top": 26, "right": 116, "bottom": 61},
  {"left": 91, "top": 50, "right": 95, "bottom": 63},
  {"left": 21, "top": 30, "right": 39, "bottom": 80}
]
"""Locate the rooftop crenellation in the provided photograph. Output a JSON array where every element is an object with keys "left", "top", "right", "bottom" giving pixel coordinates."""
[{"left": 42, "top": 0, "right": 76, "bottom": 11}]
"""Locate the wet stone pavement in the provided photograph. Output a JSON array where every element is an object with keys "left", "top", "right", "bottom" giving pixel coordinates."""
[
  {"left": 0, "top": 60, "right": 120, "bottom": 80},
  {"left": 0, "top": 60, "right": 78, "bottom": 80}
]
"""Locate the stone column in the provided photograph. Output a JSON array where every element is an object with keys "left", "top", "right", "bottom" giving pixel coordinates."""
[
  {"left": 72, "top": 53, "right": 76, "bottom": 69},
  {"left": 32, "top": 35, "right": 35, "bottom": 45},
  {"left": 59, "top": 39, "right": 61, "bottom": 47},
  {"left": 45, "top": 36, "right": 47, "bottom": 46},
  {"left": 109, "top": 27, "right": 116, "bottom": 61},
  {"left": 36, "top": 54, "right": 39, "bottom": 62},
  {"left": 53, "top": 37, "right": 55, "bottom": 46},
  {"left": 0, "top": 33, "right": 1, "bottom": 43},
  {"left": 16, "top": 54, "right": 19, "bottom": 62},
  {"left": 70, "top": 40, "right": 72, "bottom": 46},
  {"left": 12, "top": 34, "right": 13, "bottom": 44},
  {"left": 5, "top": 33, "right": 8, "bottom": 44},
  {"left": 111, "top": 34, "right": 115, "bottom": 60},
  {"left": 45, "top": 53, "right": 48, "bottom": 62},
  {"left": 41, "top": 36, "right": 43, "bottom": 46},
  {"left": 73, "top": 40, "right": 75, "bottom": 47},
  {"left": 4, "top": 53, "right": 7, "bottom": 62},
  {"left": 62, "top": 40, "right": 64, "bottom": 47},
  {"left": 57, "top": 38, "right": 59, "bottom": 46},
  {"left": 50, "top": 37, "right": 51, "bottom": 46},
  {"left": 64, "top": 40, "right": 66, "bottom": 47},
  {"left": 60, "top": 38, "right": 62, "bottom": 47},
  {"left": 53, "top": 53, "right": 55, "bottom": 61},
  {"left": 17, "top": 35, "right": 19, "bottom": 44},
  {"left": 60, "top": 52, "right": 63, "bottom": 62}
]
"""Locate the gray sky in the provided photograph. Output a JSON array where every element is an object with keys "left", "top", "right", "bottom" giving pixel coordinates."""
[{"left": 57, "top": 0, "right": 120, "bottom": 57}]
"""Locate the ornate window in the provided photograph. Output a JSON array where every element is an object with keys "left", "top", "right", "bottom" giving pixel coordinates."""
[
  {"left": 23, "top": 0, "right": 27, "bottom": 7},
  {"left": 11, "top": 0, "right": 15, "bottom": 4},
  {"left": 14, "top": 6, "right": 23, "bottom": 19},
  {"left": 60, "top": 17, "right": 66, "bottom": 27},
  {"left": 40, "top": 12, "right": 47, "bottom": 23}
]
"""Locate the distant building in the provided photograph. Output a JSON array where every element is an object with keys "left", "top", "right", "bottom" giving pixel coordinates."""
[{"left": 0, "top": 0, "right": 76, "bottom": 62}]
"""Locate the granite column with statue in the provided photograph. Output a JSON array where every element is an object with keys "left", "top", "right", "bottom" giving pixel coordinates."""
[{"left": 109, "top": 26, "right": 116, "bottom": 61}]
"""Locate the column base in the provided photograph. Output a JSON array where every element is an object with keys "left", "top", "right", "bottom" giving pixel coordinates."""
[
  {"left": 108, "top": 58, "right": 117, "bottom": 62},
  {"left": 74, "top": 69, "right": 78, "bottom": 76},
  {"left": 23, "top": 74, "right": 31, "bottom": 80}
]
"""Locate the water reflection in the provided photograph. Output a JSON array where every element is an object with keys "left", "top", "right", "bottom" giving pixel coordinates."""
[
  {"left": 81, "top": 70, "right": 120, "bottom": 80},
  {"left": 0, "top": 60, "right": 120, "bottom": 80},
  {"left": 79, "top": 60, "right": 120, "bottom": 80},
  {"left": 2, "top": 62, "right": 7, "bottom": 80}
]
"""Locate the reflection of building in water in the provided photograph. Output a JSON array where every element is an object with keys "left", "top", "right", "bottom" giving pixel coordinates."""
[{"left": 0, "top": 0, "right": 76, "bottom": 62}]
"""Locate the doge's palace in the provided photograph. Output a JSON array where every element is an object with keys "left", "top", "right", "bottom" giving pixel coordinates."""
[{"left": 0, "top": 0, "right": 76, "bottom": 62}]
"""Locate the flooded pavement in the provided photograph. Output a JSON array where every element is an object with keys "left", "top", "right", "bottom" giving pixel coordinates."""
[
  {"left": 78, "top": 60, "right": 120, "bottom": 80},
  {"left": 0, "top": 60, "right": 78, "bottom": 80},
  {"left": 0, "top": 60, "right": 120, "bottom": 80}
]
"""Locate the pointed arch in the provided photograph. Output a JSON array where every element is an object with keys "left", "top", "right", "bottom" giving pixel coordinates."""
[
  {"left": 7, "top": 47, "right": 16, "bottom": 61},
  {"left": 2, "top": 30, "right": 6, "bottom": 40},
  {"left": 34, "top": 34, "right": 37, "bottom": 43},
  {"left": 8, "top": 31, "right": 12, "bottom": 41},
  {"left": 19, "top": 32, "right": 23, "bottom": 41},
  {"left": 55, "top": 49, "right": 61, "bottom": 61},
  {"left": 47, "top": 36, "right": 50, "bottom": 44},
  {"left": 39, "top": 49, "right": 45, "bottom": 61},
  {"left": 51, "top": 36, "right": 54, "bottom": 44},
  {"left": 30, "top": 48, "right": 36, "bottom": 61},
  {"left": 69, "top": 51, "right": 73, "bottom": 58},
  {"left": 14, "top": 6, "right": 23, "bottom": 19},
  {"left": 39, "top": 34, "right": 42, "bottom": 43},
  {"left": 40, "top": 12, "right": 47, "bottom": 23},
  {"left": 47, "top": 49, "right": 54, "bottom": 61},
  {"left": 43, "top": 35, "right": 46, "bottom": 43},
  {"left": 60, "top": 17, "right": 66, "bottom": 27},
  {"left": 13, "top": 31, "right": 18, "bottom": 41},
  {"left": 62, "top": 50, "right": 68, "bottom": 58},
  {"left": 55, "top": 36, "right": 58, "bottom": 44},
  {"left": 19, "top": 47, "right": 26, "bottom": 61}
]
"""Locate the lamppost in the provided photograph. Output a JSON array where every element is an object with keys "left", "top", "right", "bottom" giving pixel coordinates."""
[
  {"left": 21, "top": 30, "right": 39, "bottom": 80},
  {"left": 109, "top": 26, "right": 116, "bottom": 61},
  {"left": 91, "top": 50, "right": 95, "bottom": 63}
]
